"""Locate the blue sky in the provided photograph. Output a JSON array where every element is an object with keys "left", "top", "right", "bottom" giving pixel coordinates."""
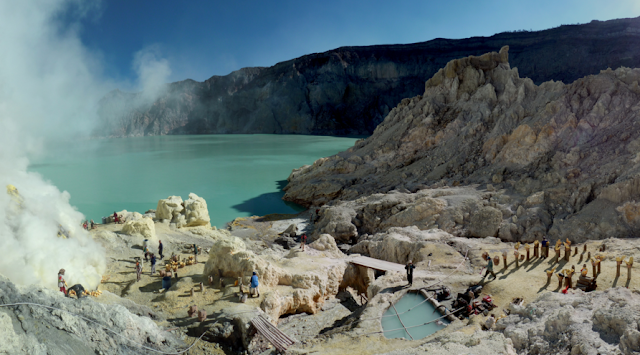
[{"left": 65, "top": 0, "right": 640, "bottom": 84}]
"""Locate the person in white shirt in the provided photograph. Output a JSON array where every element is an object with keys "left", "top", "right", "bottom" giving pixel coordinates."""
[{"left": 484, "top": 314, "right": 496, "bottom": 330}]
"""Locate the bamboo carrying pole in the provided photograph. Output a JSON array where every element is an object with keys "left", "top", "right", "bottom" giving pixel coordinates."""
[
  {"left": 565, "top": 274, "right": 573, "bottom": 289},
  {"left": 591, "top": 259, "right": 597, "bottom": 278},
  {"left": 557, "top": 273, "right": 564, "bottom": 288},
  {"left": 564, "top": 244, "right": 571, "bottom": 262},
  {"left": 626, "top": 257, "right": 634, "bottom": 282},
  {"left": 616, "top": 257, "right": 623, "bottom": 277},
  {"left": 597, "top": 258, "right": 602, "bottom": 275},
  {"left": 555, "top": 246, "right": 561, "bottom": 263},
  {"left": 526, "top": 244, "right": 531, "bottom": 261},
  {"left": 503, "top": 252, "right": 508, "bottom": 270},
  {"left": 514, "top": 251, "right": 520, "bottom": 268},
  {"left": 546, "top": 268, "right": 556, "bottom": 284},
  {"left": 534, "top": 240, "right": 539, "bottom": 258}
]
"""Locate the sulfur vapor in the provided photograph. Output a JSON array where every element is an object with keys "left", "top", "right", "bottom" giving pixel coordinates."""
[{"left": 0, "top": 0, "right": 171, "bottom": 290}]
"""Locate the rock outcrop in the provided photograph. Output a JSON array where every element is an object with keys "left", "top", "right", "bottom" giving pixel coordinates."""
[
  {"left": 97, "top": 17, "right": 640, "bottom": 138},
  {"left": 121, "top": 217, "right": 156, "bottom": 240},
  {"left": 495, "top": 287, "right": 640, "bottom": 354},
  {"left": 0, "top": 275, "right": 183, "bottom": 355},
  {"left": 155, "top": 193, "right": 210, "bottom": 227},
  {"left": 203, "top": 234, "right": 347, "bottom": 320},
  {"left": 284, "top": 45, "right": 640, "bottom": 243}
]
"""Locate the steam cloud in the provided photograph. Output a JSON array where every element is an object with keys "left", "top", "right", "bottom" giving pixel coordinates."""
[{"left": 0, "top": 0, "right": 171, "bottom": 289}]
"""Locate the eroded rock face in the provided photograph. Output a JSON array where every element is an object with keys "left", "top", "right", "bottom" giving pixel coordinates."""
[
  {"left": 121, "top": 217, "right": 156, "bottom": 240},
  {"left": 285, "top": 46, "right": 640, "bottom": 243},
  {"left": 203, "top": 234, "right": 348, "bottom": 320}
]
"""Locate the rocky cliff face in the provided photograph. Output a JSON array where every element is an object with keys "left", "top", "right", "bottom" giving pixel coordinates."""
[
  {"left": 283, "top": 45, "right": 640, "bottom": 244},
  {"left": 98, "top": 17, "right": 640, "bottom": 137}
]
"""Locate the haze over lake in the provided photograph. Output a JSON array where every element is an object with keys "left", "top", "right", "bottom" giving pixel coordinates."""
[{"left": 28, "top": 134, "right": 358, "bottom": 227}]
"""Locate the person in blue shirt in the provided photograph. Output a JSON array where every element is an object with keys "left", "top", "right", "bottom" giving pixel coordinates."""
[{"left": 250, "top": 271, "right": 260, "bottom": 297}]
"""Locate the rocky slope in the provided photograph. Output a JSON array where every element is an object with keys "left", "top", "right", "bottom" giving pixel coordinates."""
[
  {"left": 283, "top": 45, "right": 640, "bottom": 244},
  {"left": 0, "top": 275, "right": 184, "bottom": 354},
  {"left": 97, "top": 17, "right": 640, "bottom": 137}
]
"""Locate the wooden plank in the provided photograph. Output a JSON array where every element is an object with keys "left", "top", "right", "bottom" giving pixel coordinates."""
[
  {"left": 251, "top": 316, "right": 296, "bottom": 352},
  {"left": 255, "top": 318, "right": 291, "bottom": 347},
  {"left": 349, "top": 256, "right": 407, "bottom": 272},
  {"left": 260, "top": 316, "right": 296, "bottom": 345},
  {"left": 252, "top": 319, "right": 287, "bottom": 352}
]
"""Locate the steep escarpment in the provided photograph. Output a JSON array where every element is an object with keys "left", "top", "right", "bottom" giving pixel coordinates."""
[
  {"left": 97, "top": 17, "right": 640, "bottom": 137},
  {"left": 283, "top": 45, "right": 640, "bottom": 243}
]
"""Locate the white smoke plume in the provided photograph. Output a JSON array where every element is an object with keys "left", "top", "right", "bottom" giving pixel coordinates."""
[
  {"left": 0, "top": 0, "right": 171, "bottom": 290},
  {"left": 133, "top": 45, "right": 172, "bottom": 102}
]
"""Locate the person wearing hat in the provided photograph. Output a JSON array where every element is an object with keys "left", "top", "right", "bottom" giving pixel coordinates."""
[
  {"left": 58, "top": 269, "right": 68, "bottom": 295},
  {"left": 250, "top": 271, "right": 260, "bottom": 297},
  {"left": 405, "top": 260, "right": 416, "bottom": 286}
]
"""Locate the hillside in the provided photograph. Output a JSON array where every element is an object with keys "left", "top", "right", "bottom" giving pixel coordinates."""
[
  {"left": 283, "top": 45, "right": 640, "bottom": 244},
  {"left": 97, "top": 17, "right": 640, "bottom": 137}
]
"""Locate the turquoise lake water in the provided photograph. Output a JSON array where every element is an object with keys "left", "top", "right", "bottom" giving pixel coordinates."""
[
  {"left": 381, "top": 292, "right": 448, "bottom": 340},
  {"left": 28, "top": 135, "right": 358, "bottom": 227}
]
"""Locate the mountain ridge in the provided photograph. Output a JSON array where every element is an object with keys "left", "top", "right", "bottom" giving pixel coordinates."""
[{"left": 97, "top": 16, "right": 640, "bottom": 137}]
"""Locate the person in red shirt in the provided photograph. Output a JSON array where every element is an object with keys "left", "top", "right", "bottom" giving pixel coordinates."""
[
  {"left": 300, "top": 234, "right": 307, "bottom": 251},
  {"left": 58, "top": 269, "right": 67, "bottom": 295}
]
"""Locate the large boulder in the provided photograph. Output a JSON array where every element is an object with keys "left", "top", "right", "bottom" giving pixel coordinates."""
[
  {"left": 156, "top": 194, "right": 211, "bottom": 228},
  {"left": 469, "top": 206, "right": 503, "bottom": 237},
  {"left": 313, "top": 206, "right": 357, "bottom": 242},
  {"left": 155, "top": 196, "right": 184, "bottom": 221},
  {"left": 183, "top": 193, "right": 211, "bottom": 227},
  {"left": 121, "top": 217, "right": 156, "bottom": 240}
]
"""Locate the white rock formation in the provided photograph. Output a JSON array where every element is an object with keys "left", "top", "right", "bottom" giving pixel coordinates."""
[
  {"left": 183, "top": 193, "right": 211, "bottom": 227},
  {"left": 203, "top": 234, "right": 347, "bottom": 320},
  {"left": 156, "top": 194, "right": 210, "bottom": 228},
  {"left": 155, "top": 195, "right": 184, "bottom": 222},
  {"left": 121, "top": 217, "right": 156, "bottom": 240}
]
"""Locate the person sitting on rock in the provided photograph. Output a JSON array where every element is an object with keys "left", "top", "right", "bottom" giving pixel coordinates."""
[
  {"left": 405, "top": 260, "right": 416, "bottom": 286},
  {"left": 250, "top": 271, "right": 260, "bottom": 297},
  {"left": 484, "top": 314, "right": 496, "bottom": 330}
]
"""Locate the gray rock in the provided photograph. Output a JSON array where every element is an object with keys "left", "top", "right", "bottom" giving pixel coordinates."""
[
  {"left": 0, "top": 275, "right": 184, "bottom": 355},
  {"left": 469, "top": 206, "right": 503, "bottom": 238}
]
